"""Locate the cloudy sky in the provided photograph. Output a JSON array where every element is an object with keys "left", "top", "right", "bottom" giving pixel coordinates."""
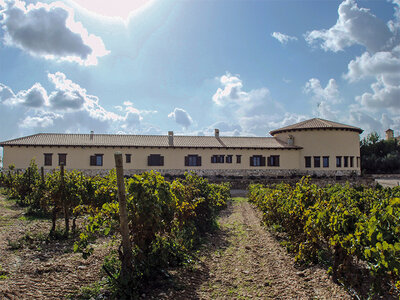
[{"left": 0, "top": 0, "right": 399, "bottom": 146}]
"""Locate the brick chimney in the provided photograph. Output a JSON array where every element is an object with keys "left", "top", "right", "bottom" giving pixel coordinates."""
[
  {"left": 168, "top": 131, "right": 174, "bottom": 146},
  {"left": 287, "top": 135, "right": 294, "bottom": 146},
  {"left": 90, "top": 130, "right": 94, "bottom": 140},
  {"left": 215, "top": 129, "right": 220, "bottom": 138}
]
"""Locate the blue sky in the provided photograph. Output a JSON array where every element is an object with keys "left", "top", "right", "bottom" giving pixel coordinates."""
[{"left": 0, "top": 0, "right": 399, "bottom": 147}]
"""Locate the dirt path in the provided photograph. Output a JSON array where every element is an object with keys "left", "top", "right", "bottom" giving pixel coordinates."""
[
  {"left": 0, "top": 195, "right": 110, "bottom": 299},
  {"left": 147, "top": 198, "right": 350, "bottom": 299},
  {"left": 0, "top": 194, "right": 351, "bottom": 299}
]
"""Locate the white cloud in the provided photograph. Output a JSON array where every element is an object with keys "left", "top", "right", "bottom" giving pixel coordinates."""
[
  {"left": 211, "top": 72, "right": 295, "bottom": 135},
  {"left": 212, "top": 73, "right": 247, "bottom": 106},
  {"left": 0, "top": 83, "right": 16, "bottom": 103},
  {"left": 304, "top": 78, "right": 340, "bottom": 104},
  {"left": 168, "top": 108, "right": 193, "bottom": 128},
  {"left": 20, "top": 113, "right": 56, "bottom": 128},
  {"left": 271, "top": 32, "right": 298, "bottom": 44},
  {"left": 356, "top": 76, "right": 400, "bottom": 110},
  {"left": 0, "top": 0, "right": 109, "bottom": 65},
  {"left": 305, "top": 0, "right": 396, "bottom": 53},
  {"left": 344, "top": 50, "right": 400, "bottom": 85},
  {"left": 0, "top": 73, "right": 157, "bottom": 138}
]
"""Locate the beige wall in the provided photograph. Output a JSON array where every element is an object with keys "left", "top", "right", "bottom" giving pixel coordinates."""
[
  {"left": 274, "top": 129, "right": 361, "bottom": 173},
  {"left": 2, "top": 145, "right": 300, "bottom": 171},
  {"left": 2, "top": 129, "right": 361, "bottom": 175}
]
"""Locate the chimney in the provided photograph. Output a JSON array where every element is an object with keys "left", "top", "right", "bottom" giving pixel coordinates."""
[
  {"left": 90, "top": 130, "right": 94, "bottom": 140},
  {"left": 287, "top": 135, "right": 294, "bottom": 146},
  {"left": 168, "top": 131, "right": 174, "bottom": 146},
  {"left": 386, "top": 129, "right": 394, "bottom": 140},
  {"left": 215, "top": 128, "right": 220, "bottom": 138}
]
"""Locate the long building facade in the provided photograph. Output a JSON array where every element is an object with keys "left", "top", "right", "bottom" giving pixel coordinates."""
[{"left": 0, "top": 118, "right": 363, "bottom": 177}]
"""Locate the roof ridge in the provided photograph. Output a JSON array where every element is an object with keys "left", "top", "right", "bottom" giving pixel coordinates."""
[{"left": 317, "top": 118, "right": 333, "bottom": 127}]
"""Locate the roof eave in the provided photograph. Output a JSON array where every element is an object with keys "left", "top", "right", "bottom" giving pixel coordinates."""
[{"left": 270, "top": 127, "right": 363, "bottom": 136}]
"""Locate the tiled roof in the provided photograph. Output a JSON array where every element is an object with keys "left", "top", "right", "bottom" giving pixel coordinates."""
[
  {"left": 269, "top": 118, "right": 363, "bottom": 135},
  {"left": 0, "top": 133, "right": 300, "bottom": 149}
]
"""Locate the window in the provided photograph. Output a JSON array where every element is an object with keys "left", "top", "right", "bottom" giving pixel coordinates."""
[
  {"left": 90, "top": 154, "right": 103, "bottom": 166},
  {"left": 336, "top": 156, "right": 342, "bottom": 168},
  {"left": 250, "top": 155, "right": 266, "bottom": 167},
  {"left": 148, "top": 154, "right": 164, "bottom": 166},
  {"left": 185, "top": 155, "right": 201, "bottom": 166},
  {"left": 211, "top": 155, "right": 225, "bottom": 163},
  {"left": 236, "top": 155, "right": 242, "bottom": 164},
  {"left": 305, "top": 156, "right": 311, "bottom": 168},
  {"left": 350, "top": 156, "right": 354, "bottom": 168},
  {"left": 268, "top": 155, "right": 280, "bottom": 167},
  {"left": 58, "top": 153, "right": 67, "bottom": 166},
  {"left": 125, "top": 154, "right": 131, "bottom": 163},
  {"left": 226, "top": 155, "right": 233, "bottom": 164},
  {"left": 344, "top": 156, "right": 349, "bottom": 167},
  {"left": 314, "top": 156, "right": 321, "bottom": 168},
  {"left": 44, "top": 153, "right": 52, "bottom": 166},
  {"left": 323, "top": 156, "right": 329, "bottom": 168}
]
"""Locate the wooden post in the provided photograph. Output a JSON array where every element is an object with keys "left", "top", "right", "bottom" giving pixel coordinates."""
[
  {"left": 41, "top": 167, "right": 45, "bottom": 184},
  {"left": 60, "top": 163, "right": 69, "bottom": 235},
  {"left": 114, "top": 152, "right": 133, "bottom": 281}
]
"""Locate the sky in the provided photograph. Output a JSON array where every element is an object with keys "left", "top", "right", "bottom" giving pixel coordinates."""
[{"left": 0, "top": 0, "right": 399, "bottom": 148}]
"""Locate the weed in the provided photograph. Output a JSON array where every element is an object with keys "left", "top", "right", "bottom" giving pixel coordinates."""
[{"left": 0, "top": 264, "right": 8, "bottom": 280}]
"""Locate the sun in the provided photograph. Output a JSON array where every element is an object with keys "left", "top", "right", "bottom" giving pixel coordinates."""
[{"left": 69, "top": 0, "right": 156, "bottom": 21}]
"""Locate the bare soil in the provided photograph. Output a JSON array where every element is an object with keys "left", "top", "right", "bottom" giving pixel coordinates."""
[
  {"left": 145, "top": 198, "right": 350, "bottom": 299},
  {"left": 0, "top": 195, "right": 110, "bottom": 299},
  {"left": 0, "top": 194, "right": 356, "bottom": 299}
]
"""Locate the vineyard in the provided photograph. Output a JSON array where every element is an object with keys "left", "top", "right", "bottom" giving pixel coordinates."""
[
  {"left": 249, "top": 177, "right": 400, "bottom": 298},
  {"left": 1, "top": 162, "right": 400, "bottom": 299},
  {"left": 0, "top": 160, "right": 230, "bottom": 298}
]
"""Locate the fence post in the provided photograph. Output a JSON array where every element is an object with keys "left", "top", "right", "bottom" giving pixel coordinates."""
[
  {"left": 114, "top": 152, "right": 133, "bottom": 282},
  {"left": 60, "top": 163, "right": 69, "bottom": 235},
  {"left": 41, "top": 167, "right": 45, "bottom": 184}
]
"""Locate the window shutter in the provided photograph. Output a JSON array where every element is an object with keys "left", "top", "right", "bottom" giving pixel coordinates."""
[
  {"left": 148, "top": 156, "right": 152, "bottom": 166},
  {"left": 261, "top": 156, "right": 266, "bottom": 166},
  {"left": 221, "top": 155, "right": 224, "bottom": 163},
  {"left": 276, "top": 156, "right": 280, "bottom": 166},
  {"left": 267, "top": 157, "right": 271, "bottom": 166},
  {"left": 90, "top": 155, "right": 96, "bottom": 166},
  {"left": 250, "top": 157, "right": 254, "bottom": 166},
  {"left": 185, "top": 156, "right": 189, "bottom": 166},
  {"left": 160, "top": 156, "right": 164, "bottom": 166},
  {"left": 197, "top": 156, "right": 202, "bottom": 166}
]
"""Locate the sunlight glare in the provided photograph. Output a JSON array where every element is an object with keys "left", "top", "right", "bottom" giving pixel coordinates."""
[{"left": 70, "top": 0, "right": 156, "bottom": 21}]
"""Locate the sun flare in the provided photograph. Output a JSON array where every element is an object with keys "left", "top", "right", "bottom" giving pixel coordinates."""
[{"left": 69, "top": 0, "right": 156, "bottom": 20}]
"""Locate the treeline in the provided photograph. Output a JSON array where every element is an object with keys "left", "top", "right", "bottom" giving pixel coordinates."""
[
  {"left": 248, "top": 178, "right": 400, "bottom": 297},
  {"left": 0, "top": 161, "right": 231, "bottom": 298},
  {"left": 361, "top": 132, "right": 400, "bottom": 174}
]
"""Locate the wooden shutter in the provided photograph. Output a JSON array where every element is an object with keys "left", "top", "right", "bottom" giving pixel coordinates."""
[
  {"left": 148, "top": 155, "right": 152, "bottom": 166},
  {"left": 160, "top": 156, "right": 164, "bottom": 166},
  {"left": 197, "top": 156, "right": 201, "bottom": 166},
  {"left": 185, "top": 156, "right": 189, "bottom": 166},
  {"left": 261, "top": 156, "right": 266, "bottom": 166},
  {"left": 267, "top": 157, "right": 271, "bottom": 166},
  {"left": 250, "top": 156, "right": 254, "bottom": 166},
  {"left": 276, "top": 156, "right": 280, "bottom": 166}
]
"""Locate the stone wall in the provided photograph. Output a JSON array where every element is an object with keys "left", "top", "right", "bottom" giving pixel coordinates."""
[{"left": 1, "top": 167, "right": 361, "bottom": 178}]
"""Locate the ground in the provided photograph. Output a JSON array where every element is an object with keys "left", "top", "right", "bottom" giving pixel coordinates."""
[
  {"left": 0, "top": 194, "right": 351, "bottom": 299},
  {"left": 0, "top": 195, "right": 110, "bottom": 299},
  {"left": 144, "top": 198, "right": 350, "bottom": 299}
]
